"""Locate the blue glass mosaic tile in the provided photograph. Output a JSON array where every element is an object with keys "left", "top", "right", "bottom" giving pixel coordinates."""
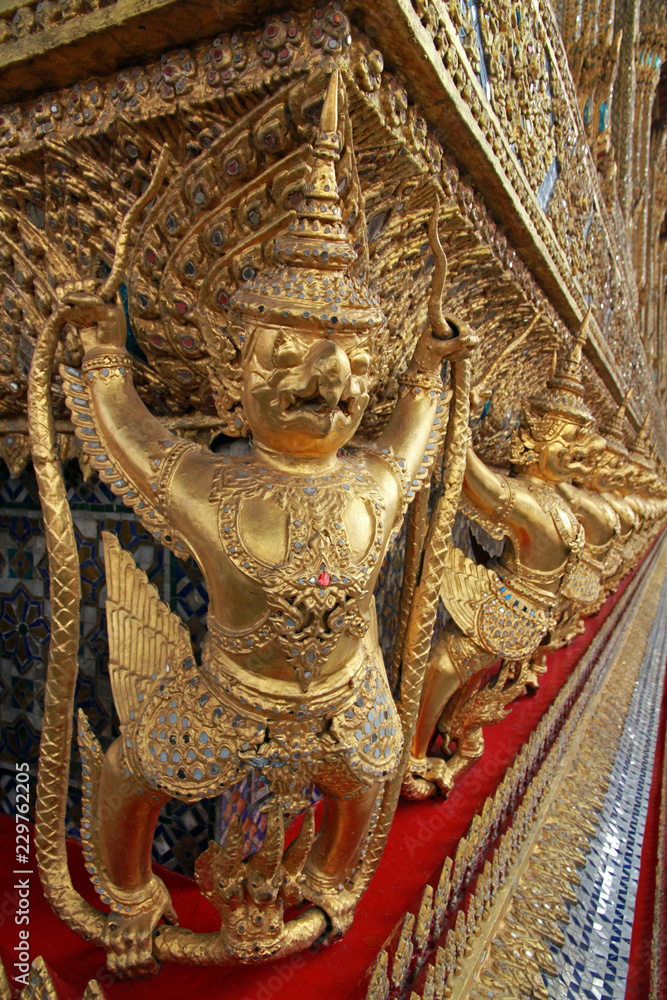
[{"left": 546, "top": 568, "right": 667, "bottom": 998}]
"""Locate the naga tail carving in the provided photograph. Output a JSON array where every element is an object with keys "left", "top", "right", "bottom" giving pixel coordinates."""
[
  {"left": 76, "top": 710, "right": 105, "bottom": 899},
  {"left": 29, "top": 304, "right": 107, "bottom": 945},
  {"left": 351, "top": 197, "right": 475, "bottom": 894},
  {"left": 28, "top": 149, "right": 169, "bottom": 944}
]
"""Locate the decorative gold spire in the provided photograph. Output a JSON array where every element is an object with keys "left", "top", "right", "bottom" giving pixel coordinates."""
[
  {"left": 604, "top": 388, "right": 632, "bottom": 455},
  {"left": 231, "top": 70, "right": 384, "bottom": 335},
  {"left": 630, "top": 413, "right": 655, "bottom": 468},
  {"left": 549, "top": 307, "right": 589, "bottom": 393},
  {"left": 276, "top": 69, "right": 356, "bottom": 270},
  {"left": 527, "top": 309, "right": 595, "bottom": 426}
]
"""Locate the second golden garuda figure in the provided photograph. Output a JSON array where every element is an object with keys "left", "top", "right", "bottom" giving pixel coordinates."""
[
  {"left": 580, "top": 391, "right": 635, "bottom": 591},
  {"left": 36, "top": 72, "right": 476, "bottom": 976},
  {"left": 403, "top": 320, "right": 604, "bottom": 800}
]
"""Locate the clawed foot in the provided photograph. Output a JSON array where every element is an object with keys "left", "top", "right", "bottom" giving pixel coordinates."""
[
  {"left": 521, "top": 668, "right": 541, "bottom": 694},
  {"left": 56, "top": 279, "right": 126, "bottom": 352},
  {"left": 302, "top": 884, "right": 357, "bottom": 941},
  {"left": 530, "top": 652, "right": 548, "bottom": 678},
  {"left": 401, "top": 753, "right": 453, "bottom": 800},
  {"left": 102, "top": 878, "right": 177, "bottom": 979}
]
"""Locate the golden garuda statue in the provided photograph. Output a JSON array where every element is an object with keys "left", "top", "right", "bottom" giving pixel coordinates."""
[
  {"left": 28, "top": 71, "right": 478, "bottom": 976},
  {"left": 402, "top": 314, "right": 606, "bottom": 800}
]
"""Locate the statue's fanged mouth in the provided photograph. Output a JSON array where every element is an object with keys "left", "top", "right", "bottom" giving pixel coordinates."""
[{"left": 280, "top": 391, "right": 355, "bottom": 419}]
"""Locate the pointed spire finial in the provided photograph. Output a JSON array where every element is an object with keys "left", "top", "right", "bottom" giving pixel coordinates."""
[
  {"left": 230, "top": 69, "right": 384, "bottom": 335},
  {"left": 530, "top": 311, "right": 594, "bottom": 426},
  {"left": 571, "top": 306, "right": 592, "bottom": 364},
  {"left": 630, "top": 412, "right": 655, "bottom": 467},
  {"left": 602, "top": 386, "right": 632, "bottom": 456},
  {"left": 606, "top": 386, "right": 632, "bottom": 447}
]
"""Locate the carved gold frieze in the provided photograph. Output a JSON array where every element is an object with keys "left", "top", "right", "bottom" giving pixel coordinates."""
[
  {"left": 0, "top": 0, "right": 119, "bottom": 45},
  {"left": 392, "top": 0, "right": 658, "bottom": 427}
]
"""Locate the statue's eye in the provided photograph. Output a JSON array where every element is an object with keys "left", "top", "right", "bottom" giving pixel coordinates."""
[
  {"left": 350, "top": 351, "right": 370, "bottom": 375},
  {"left": 274, "top": 340, "right": 302, "bottom": 368}
]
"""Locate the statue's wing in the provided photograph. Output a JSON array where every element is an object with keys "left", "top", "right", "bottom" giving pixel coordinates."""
[
  {"left": 439, "top": 543, "right": 498, "bottom": 636},
  {"left": 439, "top": 544, "right": 549, "bottom": 658},
  {"left": 102, "top": 531, "right": 194, "bottom": 728}
]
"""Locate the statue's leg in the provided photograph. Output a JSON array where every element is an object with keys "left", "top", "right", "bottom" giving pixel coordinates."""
[
  {"left": 403, "top": 629, "right": 466, "bottom": 798},
  {"left": 93, "top": 738, "right": 174, "bottom": 978},
  {"left": 439, "top": 653, "right": 532, "bottom": 783},
  {"left": 304, "top": 763, "right": 382, "bottom": 937},
  {"left": 404, "top": 630, "right": 497, "bottom": 798},
  {"left": 436, "top": 717, "right": 485, "bottom": 782},
  {"left": 412, "top": 636, "right": 462, "bottom": 758}
]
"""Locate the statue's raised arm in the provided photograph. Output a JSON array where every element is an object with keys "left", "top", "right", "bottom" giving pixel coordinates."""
[
  {"left": 60, "top": 290, "right": 212, "bottom": 560},
  {"left": 369, "top": 202, "right": 478, "bottom": 502}
]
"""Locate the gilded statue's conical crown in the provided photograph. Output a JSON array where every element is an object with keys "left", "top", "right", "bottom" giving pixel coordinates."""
[
  {"left": 630, "top": 413, "right": 655, "bottom": 468},
  {"left": 603, "top": 388, "right": 631, "bottom": 456},
  {"left": 528, "top": 309, "right": 595, "bottom": 426},
  {"left": 231, "top": 71, "right": 384, "bottom": 334}
]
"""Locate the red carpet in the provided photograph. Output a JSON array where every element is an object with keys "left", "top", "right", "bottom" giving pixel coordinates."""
[{"left": 0, "top": 557, "right": 650, "bottom": 998}]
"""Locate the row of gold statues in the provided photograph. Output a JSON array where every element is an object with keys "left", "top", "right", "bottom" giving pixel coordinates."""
[{"left": 28, "top": 72, "right": 667, "bottom": 977}]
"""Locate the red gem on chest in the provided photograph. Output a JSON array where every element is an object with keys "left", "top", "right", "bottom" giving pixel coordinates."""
[{"left": 318, "top": 571, "right": 331, "bottom": 587}]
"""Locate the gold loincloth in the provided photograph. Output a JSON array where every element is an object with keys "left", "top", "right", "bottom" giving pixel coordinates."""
[{"left": 120, "top": 633, "right": 402, "bottom": 804}]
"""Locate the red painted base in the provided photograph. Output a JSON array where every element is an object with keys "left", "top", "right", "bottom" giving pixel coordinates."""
[{"left": 0, "top": 558, "right": 650, "bottom": 999}]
